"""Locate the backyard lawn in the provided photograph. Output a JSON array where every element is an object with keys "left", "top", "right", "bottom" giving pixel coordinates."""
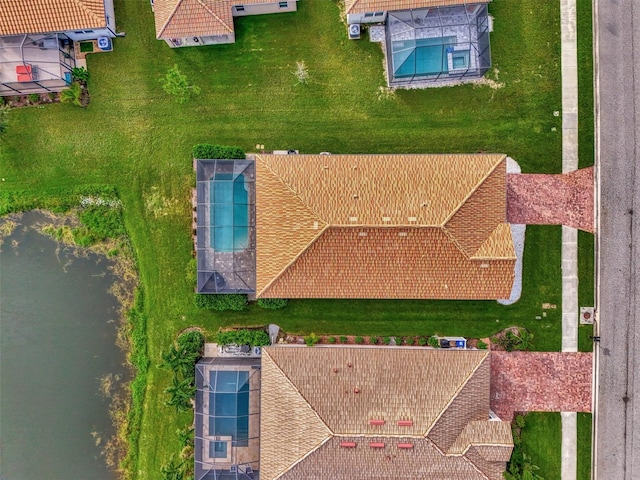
[{"left": 0, "top": 0, "right": 573, "bottom": 478}]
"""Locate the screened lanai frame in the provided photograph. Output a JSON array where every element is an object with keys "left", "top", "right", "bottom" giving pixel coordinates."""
[
  {"left": 0, "top": 33, "right": 75, "bottom": 96},
  {"left": 195, "top": 159, "right": 256, "bottom": 294},
  {"left": 385, "top": 4, "right": 491, "bottom": 86},
  {"left": 195, "top": 357, "right": 262, "bottom": 480}
]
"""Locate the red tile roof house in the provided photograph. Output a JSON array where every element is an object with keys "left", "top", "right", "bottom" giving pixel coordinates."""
[
  {"left": 0, "top": 0, "right": 117, "bottom": 96},
  {"left": 343, "top": 0, "right": 494, "bottom": 87},
  {"left": 195, "top": 154, "right": 518, "bottom": 300},
  {"left": 153, "top": 0, "right": 298, "bottom": 48},
  {"left": 194, "top": 346, "right": 514, "bottom": 479}
]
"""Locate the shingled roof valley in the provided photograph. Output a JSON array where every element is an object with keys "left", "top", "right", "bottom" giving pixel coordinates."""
[
  {"left": 255, "top": 154, "right": 516, "bottom": 299},
  {"left": 260, "top": 346, "right": 513, "bottom": 480}
]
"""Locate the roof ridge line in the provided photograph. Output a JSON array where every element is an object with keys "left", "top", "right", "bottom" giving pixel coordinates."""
[
  {"left": 423, "top": 351, "right": 490, "bottom": 437},
  {"left": 257, "top": 225, "right": 328, "bottom": 297},
  {"left": 441, "top": 155, "right": 506, "bottom": 227},
  {"left": 71, "top": 0, "right": 105, "bottom": 27},
  {"left": 441, "top": 225, "right": 471, "bottom": 259},
  {"left": 470, "top": 223, "right": 516, "bottom": 260},
  {"left": 195, "top": 0, "right": 234, "bottom": 33},
  {"left": 461, "top": 453, "right": 492, "bottom": 480},
  {"left": 264, "top": 349, "right": 333, "bottom": 480}
]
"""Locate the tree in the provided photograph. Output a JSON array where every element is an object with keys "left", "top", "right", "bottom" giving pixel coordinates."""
[
  {"left": 160, "top": 64, "right": 201, "bottom": 104},
  {"left": 160, "top": 456, "right": 185, "bottom": 480},
  {"left": 164, "top": 376, "right": 196, "bottom": 411},
  {"left": 159, "top": 344, "right": 199, "bottom": 379},
  {"left": 60, "top": 82, "right": 83, "bottom": 107}
]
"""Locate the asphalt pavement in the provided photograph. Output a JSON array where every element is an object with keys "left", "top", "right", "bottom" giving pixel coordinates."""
[{"left": 593, "top": 0, "right": 640, "bottom": 477}]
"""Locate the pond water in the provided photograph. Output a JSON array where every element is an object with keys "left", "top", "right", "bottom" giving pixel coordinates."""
[{"left": 0, "top": 212, "right": 127, "bottom": 480}]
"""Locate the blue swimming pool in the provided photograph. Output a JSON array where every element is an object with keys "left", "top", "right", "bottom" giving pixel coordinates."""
[
  {"left": 209, "top": 370, "right": 250, "bottom": 446},
  {"left": 393, "top": 36, "right": 456, "bottom": 77},
  {"left": 209, "top": 173, "right": 249, "bottom": 252}
]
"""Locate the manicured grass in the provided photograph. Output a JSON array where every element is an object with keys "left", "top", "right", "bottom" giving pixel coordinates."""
[
  {"left": 578, "top": 229, "right": 595, "bottom": 351},
  {"left": 521, "top": 412, "right": 562, "bottom": 478},
  {"left": 0, "top": 0, "right": 564, "bottom": 478},
  {"left": 577, "top": 0, "right": 594, "bottom": 169},
  {"left": 578, "top": 413, "right": 593, "bottom": 480}
]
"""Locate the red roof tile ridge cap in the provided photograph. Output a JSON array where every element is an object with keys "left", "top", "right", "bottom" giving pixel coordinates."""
[
  {"left": 441, "top": 155, "right": 506, "bottom": 227},
  {"left": 256, "top": 225, "right": 328, "bottom": 297},
  {"left": 70, "top": 0, "right": 107, "bottom": 27},
  {"left": 157, "top": 0, "right": 184, "bottom": 37},
  {"left": 423, "top": 351, "right": 490, "bottom": 437},
  {"left": 272, "top": 436, "right": 334, "bottom": 480},
  {"left": 195, "top": 0, "right": 234, "bottom": 33}
]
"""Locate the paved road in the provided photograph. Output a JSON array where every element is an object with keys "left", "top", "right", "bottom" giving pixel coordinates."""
[{"left": 593, "top": 0, "right": 640, "bottom": 477}]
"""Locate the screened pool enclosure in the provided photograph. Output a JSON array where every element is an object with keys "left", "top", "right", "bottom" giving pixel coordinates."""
[
  {"left": 385, "top": 5, "right": 491, "bottom": 85},
  {"left": 195, "top": 357, "right": 261, "bottom": 480},
  {"left": 195, "top": 159, "right": 256, "bottom": 294}
]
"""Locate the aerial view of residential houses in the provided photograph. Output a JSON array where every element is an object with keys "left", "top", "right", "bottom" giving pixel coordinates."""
[{"left": 0, "top": 0, "right": 602, "bottom": 480}]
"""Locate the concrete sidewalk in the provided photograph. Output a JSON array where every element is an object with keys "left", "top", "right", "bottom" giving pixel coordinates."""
[{"left": 560, "top": 0, "right": 580, "bottom": 475}]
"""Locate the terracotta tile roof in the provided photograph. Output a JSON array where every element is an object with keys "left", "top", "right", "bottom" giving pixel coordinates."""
[
  {"left": 255, "top": 154, "right": 515, "bottom": 299},
  {"left": 154, "top": 0, "right": 267, "bottom": 39},
  {"left": 344, "top": 0, "right": 490, "bottom": 15},
  {"left": 260, "top": 347, "right": 513, "bottom": 480},
  {"left": 0, "top": 0, "right": 106, "bottom": 35}
]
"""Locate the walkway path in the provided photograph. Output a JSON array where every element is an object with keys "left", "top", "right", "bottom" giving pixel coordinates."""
[{"left": 560, "top": 0, "right": 580, "bottom": 475}]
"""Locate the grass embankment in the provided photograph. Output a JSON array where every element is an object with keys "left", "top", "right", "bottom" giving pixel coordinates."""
[
  {"left": 578, "top": 412, "right": 593, "bottom": 479},
  {"left": 0, "top": 0, "right": 563, "bottom": 478}
]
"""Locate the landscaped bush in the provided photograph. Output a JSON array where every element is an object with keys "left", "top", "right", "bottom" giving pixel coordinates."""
[
  {"left": 192, "top": 144, "right": 245, "bottom": 160},
  {"left": 428, "top": 336, "right": 440, "bottom": 348},
  {"left": 193, "top": 293, "right": 247, "bottom": 311},
  {"left": 418, "top": 337, "right": 428, "bottom": 346},
  {"left": 492, "top": 328, "right": 534, "bottom": 352},
  {"left": 405, "top": 337, "right": 414, "bottom": 346},
  {"left": 304, "top": 332, "right": 320, "bottom": 347},
  {"left": 355, "top": 336, "right": 364, "bottom": 344},
  {"left": 328, "top": 336, "right": 336, "bottom": 344},
  {"left": 177, "top": 331, "right": 204, "bottom": 356},
  {"left": 215, "top": 329, "right": 269, "bottom": 347},
  {"left": 505, "top": 414, "right": 543, "bottom": 480},
  {"left": 339, "top": 336, "right": 347, "bottom": 344},
  {"left": 28, "top": 93, "right": 40, "bottom": 103},
  {"left": 368, "top": 336, "right": 377, "bottom": 345},
  {"left": 257, "top": 298, "right": 288, "bottom": 310},
  {"left": 384, "top": 336, "right": 392, "bottom": 345},
  {"left": 477, "top": 339, "right": 489, "bottom": 350}
]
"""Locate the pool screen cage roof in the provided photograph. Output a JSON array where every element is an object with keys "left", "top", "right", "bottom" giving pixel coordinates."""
[
  {"left": 195, "top": 159, "right": 256, "bottom": 294},
  {"left": 386, "top": 4, "right": 491, "bottom": 86},
  {"left": 195, "top": 357, "right": 262, "bottom": 480}
]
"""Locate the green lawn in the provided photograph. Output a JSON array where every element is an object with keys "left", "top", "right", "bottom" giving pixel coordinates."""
[
  {"left": 0, "top": 0, "right": 566, "bottom": 478},
  {"left": 578, "top": 413, "right": 593, "bottom": 479},
  {"left": 521, "top": 413, "right": 562, "bottom": 478}
]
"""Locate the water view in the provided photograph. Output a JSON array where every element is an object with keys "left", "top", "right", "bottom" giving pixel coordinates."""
[{"left": 0, "top": 212, "right": 126, "bottom": 480}]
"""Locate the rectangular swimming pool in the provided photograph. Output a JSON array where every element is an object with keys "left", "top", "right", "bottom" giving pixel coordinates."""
[
  {"left": 209, "top": 173, "right": 249, "bottom": 252},
  {"left": 392, "top": 36, "right": 456, "bottom": 77},
  {"left": 209, "top": 370, "right": 250, "bottom": 446}
]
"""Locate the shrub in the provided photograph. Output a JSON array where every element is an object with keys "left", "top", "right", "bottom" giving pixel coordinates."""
[
  {"left": 305, "top": 332, "right": 320, "bottom": 347},
  {"left": 418, "top": 337, "right": 428, "bottom": 346},
  {"left": 339, "top": 335, "right": 348, "bottom": 344},
  {"left": 428, "top": 336, "right": 440, "bottom": 348},
  {"left": 71, "top": 66, "right": 89, "bottom": 83},
  {"left": 78, "top": 205, "right": 126, "bottom": 241},
  {"left": 477, "top": 339, "right": 488, "bottom": 350},
  {"left": 405, "top": 336, "right": 414, "bottom": 346},
  {"left": 383, "top": 336, "right": 392, "bottom": 345},
  {"left": 193, "top": 293, "right": 247, "bottom": 311},
  {"left": 160, "top": 64, "right": 200, "bottom": 104},
  {"left": 368, "top": 336, "right": 377, "bottom": 345},
  {"left": 355, "top": 336, "right": 364, "bottom": 344},
  {"left": 258, "top": 298, "right": 288, "bottom": 310},
  {"left": 177, "top": 331, "right": 204, "bottom": 356},
  {"left": 28, "top": 93, "right": 40, "bottom": 103},
  {"left": 328, "top": 336, "right": 336, "bottom": 344},
  {"left": 60, "top": 81, "right": 83, "bottom": 107},
  {"left": 215, "top": 329, "right": 269, "bottom": 347},
  {"left": 192, "top": 144, "right": 245, "bottom": 160}
]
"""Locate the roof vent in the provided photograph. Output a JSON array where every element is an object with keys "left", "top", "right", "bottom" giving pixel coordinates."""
[
  {"left": 313, "top": 221, "right": 319, "bottom": 229},
  {"left": 408, "top": 216, "right": 417, "bottom": 222},
  {"left": 349, "top": 216, "right": 359, "bottom": 222},
  {"left": 370, "top": 442, "right": 386, "bottom": 448},
  {"left": 340, "top": 441, "right": 357, "bottom": 448},
  {"left": 358, "top": 231, "right": 368, "bottom": 237},
  {"left": 324, "top": 165, "right": 329, "bottom": 169},
  {"left": 347, "top": 362, "right": 352, "bottom": 368},
  {"left": 398, "top": 232, "right": 408, "bottom": 237},
  {"left": 397, "top": 420, "right": 413, "bottom": 426},
  {"left": 333, "top": 368, "right": 339, "bottom": 373},
  {"left": 353, "top": 194, "right": 359, "bottom": 199},
  {"left": 354, "top": 388, "right": 360, "bottom": 394},
  {"left": 421, "top": 202, "right": 428, "bottom": 207},
  {"left": 369, "top": 419, "right": 385, "bottom": 426},
  {"left": 398, "top": 443, "right": 414, "bottom": 449},
  {"left": 382, "top": 216, "right": 391, "bottom": 222},
  {"left": 480, "top": 263, "right": 490, "bottom": 268}
]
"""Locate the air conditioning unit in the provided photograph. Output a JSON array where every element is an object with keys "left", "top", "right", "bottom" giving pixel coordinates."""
[
  {"left": 348, "top": 24, "right": 361, "bottom": 40},
  {"left": 252, "top": 346, "right": 262, "bottom": 357}
]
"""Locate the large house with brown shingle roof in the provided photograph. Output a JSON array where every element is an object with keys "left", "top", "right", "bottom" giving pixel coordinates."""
[
  {"left": 195, "top": 154, "right": 517, "bottom": 299},
  {"left": 259, "top": 346, "right": 514, "bottom": 479},
  {"left": 0, "top": 0, "right": 116, "bottom": 95},
  {"left": 153, "top": 0, "right": 297, "bottom": 48}
]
